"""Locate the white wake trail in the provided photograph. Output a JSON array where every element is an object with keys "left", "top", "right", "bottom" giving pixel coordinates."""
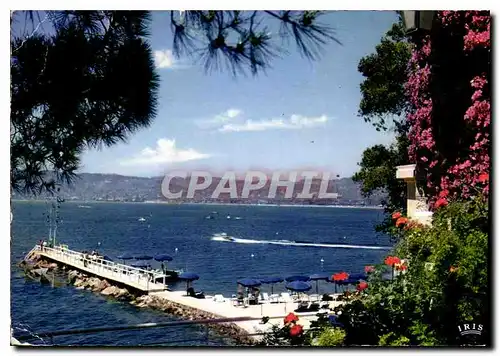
[{"left": 211, "top": 234, "right": 391, "bottom": 250}]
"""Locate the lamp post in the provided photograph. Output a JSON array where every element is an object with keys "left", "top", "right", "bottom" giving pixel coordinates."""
[{"left": 399, "top": 11, "right": 437, "bottom": 38}]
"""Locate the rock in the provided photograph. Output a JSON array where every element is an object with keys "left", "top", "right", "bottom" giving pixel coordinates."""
[
  {"left": 34, "top": 260, "right": 48, "bottom": 269},
  {"left": 68, "top": 271, "right": 79, "bottom": 283},
  {"left": 86, "top": 277, "right": 101, "bottom": 289},
  {"left": 76, "top": 286, "right": 85, "bottom": 290},
  {"left": 101, "top": 286, "right": 119, "bottom": 296},
  {"left": 115, "top": 288, "right": 130, "bottom": 300},
  {"left": 74, "top": 278, "right": 87, "bottom": 287},
  {"left": 93, "top": 279, "right": 111, "bottom": 292}
]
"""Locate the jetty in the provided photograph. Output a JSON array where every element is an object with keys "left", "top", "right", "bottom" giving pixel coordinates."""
[
  {"left": 28, "top": 245, "right": 167, "bottom": 292},
  {"left": 24, "top": 244, "right": 345, "bottom": 341}
]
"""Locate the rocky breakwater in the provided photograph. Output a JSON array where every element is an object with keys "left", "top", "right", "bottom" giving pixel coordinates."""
[
  {"left": 67, "top": 270, "right": 134, "bottom": 301},
  {"left": 132, "top": 294, "right": 255, "bottom": 345},
  {"left": 19, "top": 256, "right": 255, "bottom": 345}
]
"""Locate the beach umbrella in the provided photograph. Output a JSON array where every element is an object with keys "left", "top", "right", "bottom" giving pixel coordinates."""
[
  {"left": 309, "top": 273, "right": 330, "bottom": 295},
  {"left": 178, "top": 272, "right": 200, "bottom": 281},
  {"left": 134, "top": 254, "right": 153, "bottom": 260},
  {"left": 178, "top": 272, "right": 200, "bottom": 295},
  {"left": 349, "top": 273, "right": 368, "bottom": 281},
  {"left": 285, "top": 275, "right": 310, "bottom": 282},
  {"left": 117, "top": 252, "right": 134, "bottom": 260},
  {"left": 154, "top": 254, "right": 173, "bottom": 273},
  {"left": 130, "top": 260, "right": 151, "bottom": 269},
  {"left": 285, "top": 281, "right": 312, "bottom": 292},
  {"left": 117, "top": 252, "right": 134, "bottom": 264},
  {"left": 237, "top": 278, "right": 261, "bottom": 288},
  {"left": 335, "top": 278, "right": 360, "bottom": 292},
  {"left": 260, "top": 277, "right": 283, "bottom": 295},
  {"left": 154, "top": 254, "right": 173, "bottom": 262}
]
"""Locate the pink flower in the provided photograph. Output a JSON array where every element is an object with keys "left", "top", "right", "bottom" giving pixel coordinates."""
[
  {"left": 356, "top": 281, "right": 368, "bottom": 291},
  {"left": 395, "top": 217, "right": 408, "bottom": 228},
  {"left": 434, "top": 198, "right": 448, "bottom": 209},
  {"left": 439, "top": 190, "right": 449, "bottom": 199},
  {"left": 290, "top": 324, "right": 304, "bottom": 337},
  {"left": 478, "top": 173, "right": 489, "bottom": 183},
  {"left": 364, "top": 265, "right": 375, "bottom": 273},
  {"left": 405, "top": 11, "right": 490, "bottom": 204},
  {"left": 392, "top": 212, "right": 402, "bottom": 220}
]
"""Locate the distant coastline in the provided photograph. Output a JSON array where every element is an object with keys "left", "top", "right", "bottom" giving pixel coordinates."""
[{"left": 12, "top": 199, "right": 383, "bottom": 210}]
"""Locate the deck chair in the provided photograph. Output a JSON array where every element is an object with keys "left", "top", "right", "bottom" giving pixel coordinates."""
[
  {"left": 280, "top": 292, "right": 293, "bottom": 303},
  {"left": 309, "top": 294, "right": 321, "bottom": 302},
  {"left": 261, "top": 292, "right": 271, "bottom": 303},
  {"left": 270, "top": 294, "right": 280, "bottom": 303},
  {"left": 213, "top": 294, "right": 225, "bottom": 303}
]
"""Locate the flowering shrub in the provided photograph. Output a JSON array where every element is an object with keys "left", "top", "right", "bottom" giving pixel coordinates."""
[
  {"left": 284, "top": 312, "right": 299, "bottom": 325},
  {"left": 392, "top": 212, "right": 402, "bottom": 220},
  {"left": 406, "top": 11, "right": 491, "bottom": 206},
  {"left": 334, "top": 198, "right": 488, "bottom": 346},
  {"left": 384, "top": 256, "right": 401, "bottom": 266},
  {"left": 395, "top": 217, "right": 409, "bottom": 227},
  {"left": 258, "top": 312, "right": 345, "bottom": 346},
  {"left": 364, "top": 265, "right": 375, "bottom": 273},
  {"left": 356, "top": 281, "right": 368, "bottom": 291},
  {"left": 290, "top": 324, "right": 304, "bottom": 337}
]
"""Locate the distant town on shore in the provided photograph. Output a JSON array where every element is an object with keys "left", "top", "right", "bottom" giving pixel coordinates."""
[{"left": 13, "top": 173, "right": 386, "bottom": 208}]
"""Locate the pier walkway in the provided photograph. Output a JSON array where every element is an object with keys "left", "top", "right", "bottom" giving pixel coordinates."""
[
  {"left": 29, "top": 245, "right": 344, "bottom": 339},
  {"left": 149, "top": 290, "right": 344, "bottom": 336},
  {"left": 33, "top": 245, "right": 167, "bottom": 292}
]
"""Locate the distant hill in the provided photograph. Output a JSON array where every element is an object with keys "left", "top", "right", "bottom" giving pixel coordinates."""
[{"left": 12, "top": 173, "right": 386, "bottom": 206}]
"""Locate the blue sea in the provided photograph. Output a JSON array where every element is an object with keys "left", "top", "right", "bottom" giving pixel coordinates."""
[{"left": 10, "top": 201, "right": 392, "bottom": 346}]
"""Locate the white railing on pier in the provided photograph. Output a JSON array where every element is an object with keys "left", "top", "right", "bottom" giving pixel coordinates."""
[{"left": 35, "top": 245, "right": 167, "bottom": 292}]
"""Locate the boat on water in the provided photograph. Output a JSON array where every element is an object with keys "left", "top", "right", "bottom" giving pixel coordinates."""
[
  {"left": 205, "top": 215, "right": 215, "bottom": 220},
  {"left": 218, "top": 233, "right": 235, "bottom": 242},
  {"left": 212, "top": 232, "right": 235, "bottom": 242},
  {"left": 226, "top": 215, "right": 231, "bottom": 219},
  {"left": 138, "top": 217, "right": 146, "bottom": 222}
]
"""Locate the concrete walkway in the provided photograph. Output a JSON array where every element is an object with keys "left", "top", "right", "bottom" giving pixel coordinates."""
[
  {"left": 150, "top": 290, "right": 344, "bottom": 335},
  {"left": 36, "top": 245, "right": 166, "bottom": 292}
]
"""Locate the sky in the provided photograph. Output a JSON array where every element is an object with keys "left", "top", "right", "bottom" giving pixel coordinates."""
[{"left": 19, "top": 11, "right": 400, "bottom": 178}]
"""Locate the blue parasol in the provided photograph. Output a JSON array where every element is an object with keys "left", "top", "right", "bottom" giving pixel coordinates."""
[
  {"left": 260, "top": 277, "right": 284, "bottom": 284},
  {"left": 178, "top": 272, "right": 200, "bottom": 295},
  {"left": 309, "top": 273, "right": 330, "bottom": 281},
  {"left": 259, "top": 277, "right": 283, "bottom": 295},
  {"left": 285, "top": 281, "right": 312, "bottom": 292},
  {"left": 178, "top": 272, "right": 200, "bottom": 281},
  {"left": 349, "top": 273, "right": 368, "bottom": 281},
  {"left": 154, "top": 254, "right": 173, "bottom": 262},
  {"left": 285, "top": 275, "right": 310, "bottom": 282},
  {"left": 337, "top": 278, "right": 361, "bottom": 285},
  {"left": 134, "top": 254, "right": 153, "bottom": 260},
  {"left": 309, "top": 273, "right": 330, "bottom": 294},
  {"left": 117, "top": 252, "right": 134, "bottom": 260},
  {"left": 237, "top": 278, "right": 261, "bottom": 288}
]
